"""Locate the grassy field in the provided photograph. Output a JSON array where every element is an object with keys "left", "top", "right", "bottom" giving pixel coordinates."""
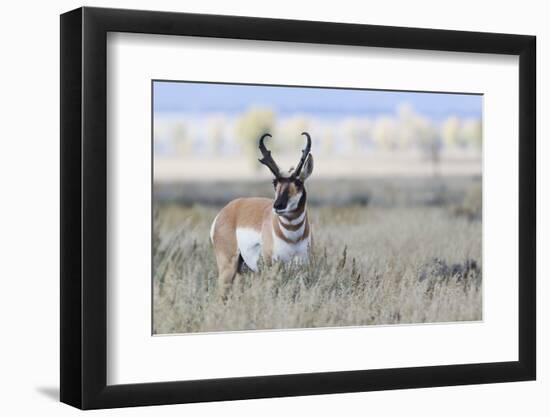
[{"left": 153, "top": 179, "right": 482, "bottom": 334}]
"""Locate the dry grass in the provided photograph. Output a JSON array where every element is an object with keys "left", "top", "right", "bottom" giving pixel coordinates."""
[{"left": 153, "top": 203, "right": 482, "bottom": 334}]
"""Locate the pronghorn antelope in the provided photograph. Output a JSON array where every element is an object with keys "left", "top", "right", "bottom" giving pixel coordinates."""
[{"left": 210, "top": 132, "right": 314, "bottom": 294}]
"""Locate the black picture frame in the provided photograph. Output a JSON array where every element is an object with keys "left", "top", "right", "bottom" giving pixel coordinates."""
[{"left": 60, "top": 6, "right": 536, "bottom": 410}]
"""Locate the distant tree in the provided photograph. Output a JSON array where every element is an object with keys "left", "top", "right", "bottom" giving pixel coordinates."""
[
  {"left": 276, "top": 115, "right": 309, "bottom": 156},
  {"left": 373, "top": 117, "right": 398, "bottom": 149},
  {"left": 321, "top": 128, "right": 336, "bottom": 155},
  {"left": 415, "top": 116, "right": 441, "bottom": 177},
  {"left": 172, "top": 123, "right": 191, "bottom": 156},
  {"left": 460, "top": 118, "right": 482, "bottom": 152},
  {"left": 342, "top": 118, "right": 371, "bottom": 153},
  {"left": 153, "top": 120, "right": 171, "bottom": 156},
  {"left": 235, "top": 108, "right": 275, "bottom": 168},
  {"left": 206, "top": 115, "right": 226, "bottom": 156},
  {"left": 396, "top": 104, "right": 416, "bottom": 149},
  {"left": 441, "top": 116, "right": 463, "bottom": 148}
]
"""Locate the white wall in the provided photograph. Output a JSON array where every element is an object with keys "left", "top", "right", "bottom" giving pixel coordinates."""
[{"left": 0, "top": 0, "right": 545, "bottom": 415}]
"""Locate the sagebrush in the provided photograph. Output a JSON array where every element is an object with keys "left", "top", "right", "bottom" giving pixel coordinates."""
[{"left": 153, "top": 203, "right": 482, "bottom": 334}]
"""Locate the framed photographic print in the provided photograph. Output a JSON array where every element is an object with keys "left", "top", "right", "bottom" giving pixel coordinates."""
[{"left": 60, "top": 6, "right": 536, "bottom": 409}]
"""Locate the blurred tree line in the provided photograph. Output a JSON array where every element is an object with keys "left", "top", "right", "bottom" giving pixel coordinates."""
[{"left": 154, "top": 104, "right": 482, "bottom": 164}]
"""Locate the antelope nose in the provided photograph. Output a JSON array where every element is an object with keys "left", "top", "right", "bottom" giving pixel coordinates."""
[{"left": 273, "top": 202, "right": 285, "bottom": 211}]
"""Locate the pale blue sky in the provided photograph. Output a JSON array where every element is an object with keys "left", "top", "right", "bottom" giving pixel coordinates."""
[{"left": 153, "top": 81, "right": 482, "bottom": 120}]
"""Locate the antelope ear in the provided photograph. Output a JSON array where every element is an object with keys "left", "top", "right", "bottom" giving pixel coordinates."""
[{"left": 299, "top": 154, "right": 314, "bottom": 181}]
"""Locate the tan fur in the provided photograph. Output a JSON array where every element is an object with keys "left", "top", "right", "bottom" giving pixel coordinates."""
[
  {"left": 211, "top": 196, "right": 310, "bottom": 295},
  {"left": 212, "top": 198, "right": 272, "bottom": 293}
]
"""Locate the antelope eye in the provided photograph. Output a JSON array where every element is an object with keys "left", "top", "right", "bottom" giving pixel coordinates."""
[{"left": 272, "top": 179, "right": 278, "bottom": 188}]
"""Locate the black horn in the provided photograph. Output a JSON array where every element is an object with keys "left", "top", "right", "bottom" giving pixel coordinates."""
[
  {"left": 258, "top": 133, "right": 281, "bottom": 178},
  {"left": 292, "top": 132, "right": 312, "bottom": 178}
]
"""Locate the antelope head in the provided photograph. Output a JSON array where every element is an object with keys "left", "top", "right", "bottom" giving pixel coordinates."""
[{"left": 258, "top": 132, "right": 314, "bottom": 216}]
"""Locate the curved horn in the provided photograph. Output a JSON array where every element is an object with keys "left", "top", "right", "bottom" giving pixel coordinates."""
[
  {"left": 292, "top": 132, "right": 312, "bottom": 177},
  {"left": 258, "top": 133, "right": 281, "bottom": 178}
]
